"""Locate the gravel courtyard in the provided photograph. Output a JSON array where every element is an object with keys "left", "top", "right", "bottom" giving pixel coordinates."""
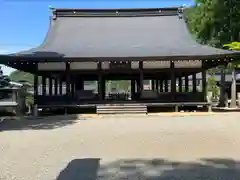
[{"left": 1, "top": 113, "right": 240, "bottom": 180}]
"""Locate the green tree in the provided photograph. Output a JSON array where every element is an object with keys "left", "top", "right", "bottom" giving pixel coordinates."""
[
  {"left": 0, "top": 66, "right": 11, "bottom": 99},
  {"left": 207, "top": 76, "right": 219, "bottom": 100},
  {"left": 223, "top": 42, "right": 240, "bottom": 51},
  {"left": 186, "top": 0, "right": 240, "bottom": 47},
  {"left": 223, "top": 41, "right": 240, "bottom": 107},
  {"left": 0, "top": 66, "right": 10, "bottom": 88},
  {"left": 186, "top": 1, "right": 239, "bottom": 107},
  {"left": 9, "top": 71, "right": 34, "bottom": 84}
]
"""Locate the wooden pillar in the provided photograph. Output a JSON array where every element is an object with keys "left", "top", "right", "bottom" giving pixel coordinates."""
[
  {"left": 156, "top": 80, "right": 159, "bottom": 91},
  {"left": 33, "top": 74, "right": 38, "bottom": 116},
  {"left": 160, "top": 80, "right": 163, "bottom": 92},
  {"left": 179, "top": 77, "right": 182, "bottom": 92},
  {"left": 71, "top": 79, "right": 75, "bottom": 97},
  {"left": 98, "top": 75, "right": 105, "bottom": 100},
  {"left": 219, "top": 67, "right": 226, "bottom": 107},
  {"left": 192, "top": 73, "right": 197, "bottom": 92},
  {"left": 184, "top": 75, "right": 189, "bottom": 92},
  {"left": 97, "top": 62, "right": 104, "bottom": 100},
  {"left": 139, "top": 61, "right": 144, "bottom": 92},
  {"left": 136, "top": 79, "right": 140, "bottom": 93},
  {"left": 54, "top": 78, "right": 58, "bottom": 95},
  {"left": 59, "top": 79, "right": 63, "bottom": 95},
  {"left": 131, "top": 79, "right": 135, "bottom": 98},
  {"left": 164, "top": 80, "right": 168, "bottom": 92},
  {"left": 202, "top": 70, "right": 207, "bottom": 101},
  {"left": 102, "top": 77, "right": 106, "bottom": 100},
  {"left": 42, "top": 76, "right": 46, "bottom": 96},
  {"left": 170, "top": 61, "right": 176, "bottom": 101},
  {"left": 49, "top": 78, "right": 53, "bottom": 95},
  {"left": 151, "top": 80, "right": 155, "bottom": 90},
  {"left": 65, "top": 62, "right": 70, "bottom": 95},
  {"left": 98, "top": 75, "right": 102, "bottom": 100},
  {"left": 34, "top": 75, "right": 38, "bottom": 104},
  {"left": 79, "top": 79, "right": 84, "bottom": 90},
  {"left": 75, "top": 78, "right": 84, "bottom": 90}
]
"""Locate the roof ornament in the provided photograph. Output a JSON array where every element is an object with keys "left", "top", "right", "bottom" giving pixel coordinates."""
[
  {"left": 178, "top": 4, "right": 186, "bottom": 19},
  {"left": 49, "top": 5, "right": 57, "bottom": 20},
  {"left": 48, "top": 5, "right": 54, "bottom": 10},
  {"left": 178, "top": 6, "right": 184, "bottom": 19}
]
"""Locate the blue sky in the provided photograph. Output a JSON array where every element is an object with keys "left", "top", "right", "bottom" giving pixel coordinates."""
[{"left": 0, "top": 0, "right": 194, "bottom": 75}]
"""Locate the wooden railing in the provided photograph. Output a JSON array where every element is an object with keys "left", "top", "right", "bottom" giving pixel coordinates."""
[{"left": 36, "top": 92, "right": 205, "bottom": 106}]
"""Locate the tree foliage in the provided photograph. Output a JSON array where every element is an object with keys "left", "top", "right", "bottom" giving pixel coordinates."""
[
  {"left": 222, "top": 41, "right": 240, "bottom": 71},
  {"left": 186, "top": 0, "right": 240, "bottom": 47},
  {"left": 0, "top": 67, "right": 10, "bottom": 88},
  {"left": 207, "top": 76, "right": 219, "bottom": 100},
  {"left": 0, "top": 66, "right": 11, "bottom": 99},
  {"left": 9, "top": 71, "right": 34, "bottom": 84},
  {"left": 186, "top": 0, "right": 240, "bottom": 77},
  {"left": 223, "top": 41, "right": 240, "bottom": 51}
]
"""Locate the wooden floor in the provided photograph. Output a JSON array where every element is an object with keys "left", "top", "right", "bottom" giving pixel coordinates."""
[{"left": 38, "top": 100, "right": 209, "bottom": 108}]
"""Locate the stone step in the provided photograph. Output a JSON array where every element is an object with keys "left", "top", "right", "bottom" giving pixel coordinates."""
[
  {"left": 97, "top": 104, "right": 145, "bottom": 107},
  {"left": 97, "top": 108, "right": 147, "bottom": 111},
  {"left": 96, "top": 104, "right": 147, "bottom": 114},
  {"left": 97, "top": 106, "right": 147, "bottom": 109},
  {"left": 97, "top": 110, "right": 147, "bottom": 114},
  {"left": 97, "top": 110, "right": 147, "bottom": 113}
]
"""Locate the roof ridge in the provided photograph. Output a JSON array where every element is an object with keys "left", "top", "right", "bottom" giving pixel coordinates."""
[{"left": 51, "top": 7, "right": 181, "bottom": 18}]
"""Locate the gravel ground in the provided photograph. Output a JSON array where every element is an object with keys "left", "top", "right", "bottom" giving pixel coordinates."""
[{"left": 0, "top": 113, "right": 240, "bottom": 180}]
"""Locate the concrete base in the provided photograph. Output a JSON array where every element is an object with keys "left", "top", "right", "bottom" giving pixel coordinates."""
[{"left": 208, "top": 104, "right": 212, "bottom": 112}]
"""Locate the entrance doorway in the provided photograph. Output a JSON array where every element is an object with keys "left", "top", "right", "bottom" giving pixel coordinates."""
[{"left": 105, "top": 80, "right": 131, "bottom": 100}]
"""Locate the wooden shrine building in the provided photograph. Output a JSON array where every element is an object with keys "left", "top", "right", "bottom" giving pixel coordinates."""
[{"left": 0, "top": 7, "right": 239, "bottom": 114}]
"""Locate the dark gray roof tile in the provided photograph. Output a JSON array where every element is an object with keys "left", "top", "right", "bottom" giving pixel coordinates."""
[{"left": 14, "top": 8, "right": 239, "bottom": 59}]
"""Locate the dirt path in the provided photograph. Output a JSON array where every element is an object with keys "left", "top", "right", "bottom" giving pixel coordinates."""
[{"left": 0, "top": 113, "right": 240, "bottom": 179}]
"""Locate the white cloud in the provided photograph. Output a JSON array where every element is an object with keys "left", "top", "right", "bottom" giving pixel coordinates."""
[
  {"left": 0, "top": 48, "right": 18, "bottom": 75},
  {"left": 0, "top": 50, "right": 10, "bottom": 54}
]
